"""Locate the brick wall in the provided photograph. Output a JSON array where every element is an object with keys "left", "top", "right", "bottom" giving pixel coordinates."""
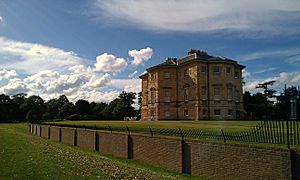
[
  {"left": 98, "top": 132, "right": 128, "bottom": 158},
  {"left": 185, "top": 140, "right": 292, "bottom": 179},
  {"left": 33, "top": 124, "right": 37, "bottom": 135},
  {"left": 61, "top": 127, "right": 76, "bottom": 146},
  {"left": 76, "top": 129, "right": 96, "bottom": 151},
  {"left": 41, "top": 125, "right": 49, "bottom": 139},
  {"left": 131, "top": 135, "right": 182, "bottom": 172},
  {"left": 37, "top": 125, "right": 41, "bottom": 136},
  {"left": 29, "top": 124, "right": 297, "bottom": 179},
  {"left": 50, "top": 126, "right": 60, "bottom": 142},
  {"left": 291, "top": 149, "right": 300, "bottom": 180}
]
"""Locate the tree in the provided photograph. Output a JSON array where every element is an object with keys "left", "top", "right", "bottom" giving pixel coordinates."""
[
  {"left": 256, "top": 80, "right": 276, "bottom": 120},
  {"left": 11, "top": 93, "right": 27, "bottom": 122},
  {"left": 58, "top": 102, "right": 76, "bottom": 119},
  {"left": 23, "top": 95, "right": 45, "bottom": 122},
  {"left": 0, "top": 94, "right": 17, "bottom": 122},
  {"left": 75, "top": 99, "right": 91, "bottom": 116},
  {"left": 92, "top": 102, "right": 107, "bottom": 119}
]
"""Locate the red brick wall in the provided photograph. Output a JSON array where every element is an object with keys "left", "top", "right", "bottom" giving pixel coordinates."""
[
  {"left": 50, "top": 126, "right": 60, "bottom": 142},
  {"left": 37, "top": 125, "right": 41, "bottom": 136},
  {"left": 185, "top": 140, "right": 291, "bottom": 179},
  {"left": 41, "top": 125, "right": 49, "bottom": 139},
  {"left": 61, "top": 127, "right": 75, "bottom": 145},
  {"left": 33, "top": 124, "right": 37, "bottom": 134},
  {"left": 98, "top": 132, "right": 128, "bottom": 158},
  {"left": 291, "top": 149, "right": 300, "bottom": 180},
  {"left": 131, "top": 135, "right": 182, "bottom": 172},
  {"left": 76, "top": 129, "right": 96, "bottom": 151}
]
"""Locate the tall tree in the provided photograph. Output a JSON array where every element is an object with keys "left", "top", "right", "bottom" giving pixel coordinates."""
[{"left": 75, "top": 99, "right": 91, "bottom": 115}]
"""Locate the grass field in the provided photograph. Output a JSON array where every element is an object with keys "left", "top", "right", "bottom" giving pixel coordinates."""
[
  {"left": 0, "top": 123, "right": 202, "bottom": 179},
  {"left": 51, "top": 120, "right": 260, "bottom": 132}
]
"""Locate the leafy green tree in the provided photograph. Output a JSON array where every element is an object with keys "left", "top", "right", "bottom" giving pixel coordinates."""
[
  {"left": 23, "top": 95, "right": 45, "bottom": 122},
  {"left": 58, "top": 102, "right": 76, "bottom": 119},
  {"left": 11, "top": 93, "right": 27, "bottom": 122},
  {"left": 92, "top": 102, "right": 107, "bottom": 119},
  {"left": 75, "top": 99, "right": 91, "bottom": 115},
  {"left": 0, "top": 94, "right": 17, "bottom": 122}
]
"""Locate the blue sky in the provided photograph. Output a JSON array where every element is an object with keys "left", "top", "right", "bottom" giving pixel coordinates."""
[{"left": 0, "top": 0, "right": 300, "bottom": 102}]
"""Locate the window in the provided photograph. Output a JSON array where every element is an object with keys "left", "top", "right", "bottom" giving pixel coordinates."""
[
  {"left": 151, "top": 91, "right": 155, "bottom": 103},
  {"left": 228, "top": 109, "right": 233, "bottom": 115},
  {"left": 201, "top": 86, "right": 207, "bottom": 100},
  {"left": 235, "top": 90, "right": 240, "bottom": 102},
  {"left": 234, "top": 71, "right": 239, "bottom": 78},
  {"left": 201, "top": 66, "right": 206, "bottom": 73},
  {"left": 165, "top": 111, "right": 170, "bottom": 117},
  {"left": 226, "top": 67, "right": 231, "bottom": 74},
  {"left": 214, "top": 109, "right": 221, "bottom": 115},
  {"left": 184, "top": 88, "right": 189, "bottom": 101},
  {"left": 202, "top": 109, "right": 207, "bottom": 115},
  {"left": 151, "top": 73, "right": 156, "bottom": 80},
  {"left": 164, "top": 89, "right": 171, "bottom": 102},
  {"left": 184, "top": 109, "right": 189, "bottom": 116},
  {"left": 164, "top": 72, "right": 170, "bottom": 79},
  {"left": 213, "top": 66, "right": 220, "bottom": 74},
  {"left": 214, "top": 87, "right": 221, "bottom": 100},
  {"left": 184, "top": 69, "right": 188, "bottom": 77},
  {"left": 227, "top": 87, "right": 233, "bottom": 100}
]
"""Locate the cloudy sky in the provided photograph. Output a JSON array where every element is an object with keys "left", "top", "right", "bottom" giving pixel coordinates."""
[{"left": 0, "top": 0, "right": 299, "bottom": 102}]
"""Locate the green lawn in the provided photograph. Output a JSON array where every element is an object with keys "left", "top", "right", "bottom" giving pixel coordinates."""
[
  {"left": 0, "top": 123, "right": 202, "bottom": 180},
  {"left": 50, "top": 120, "right": 260, "bottom": 132}
]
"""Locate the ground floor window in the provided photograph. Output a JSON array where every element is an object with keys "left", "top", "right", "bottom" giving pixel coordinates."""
[
  {"left": 184, "top": 109, "right": 189, "bottom": 116},
  {"left": 165, "top": 111, "right": 170, "bottom": 117},
  {"left": 228, "top": 109, "right": 233, "bottom": 115},
  {"left": 202, "top": 109, "right": 207, "bottom": 115},
  {"left": 214, "top": 109, "right": 221, "bottom": 115}
]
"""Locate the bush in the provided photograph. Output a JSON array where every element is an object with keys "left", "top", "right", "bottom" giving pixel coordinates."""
[{"left": 67, "top": 114, "right": 83, "bottom": 121}]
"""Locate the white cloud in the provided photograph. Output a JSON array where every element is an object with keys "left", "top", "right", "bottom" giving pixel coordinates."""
[
  {"left": 94, "top": 53, "right": 127, "bottom": 72},
  {"left": 0, "top": 16, "right": 3, "bottom": 23},
  {"left": 254, "top": 67, "right": 277, "bottom": 74},
  {"left": 285, "top": 54, "right": 300, "bottom": 67},
  {"left": 0, "top": 69, "right": 17, "bottom": 80},
  {"left": 242, "top": 69, "right": 251, "bottom": 79},
  {"left": 110, "top": 78, "right": 141, "bottom": 92},
  {"left": 129, "top": 47, "right": 153, "bottom": 66},
  {"left": 238, "top": 48, "right": 300, "bottom": 61},
  {"left": 0, "top": 37, "right": 83, "bottom": 74},
  {"left": 0, "top": 78, "right": 30, "bottom": 95},
  {"left": 128, "top": 70, "right": 138, "bottom": 78},
  {"left": 244, "top": 71, "right": 300, "bottom": 93},
  {"left": 93, "top": 0, "right": 300, "bottom": 35}
]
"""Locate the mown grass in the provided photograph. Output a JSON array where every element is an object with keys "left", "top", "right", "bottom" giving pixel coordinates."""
[
  {"left": 50, "top": 120, "right": 260, "bottom": 132},
  {"left": 0, "top": 123, "right": 203, "bottom": 180}
]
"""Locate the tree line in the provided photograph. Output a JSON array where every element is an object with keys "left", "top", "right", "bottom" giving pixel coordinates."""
[
  {"left": 243, "top": 82, "right": 300, "bottom": 120},
  {"left": 0, "top": 91, "right": 139, "bottom": 123}
]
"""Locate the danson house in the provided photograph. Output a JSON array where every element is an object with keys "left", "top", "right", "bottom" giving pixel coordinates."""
[{"left": 139, "top": 49, "right": 245, "bottom": 120}]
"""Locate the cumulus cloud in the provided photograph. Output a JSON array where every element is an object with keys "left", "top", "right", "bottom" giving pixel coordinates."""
[
  {"left": 0, "top": 37, "right": 83, "bottom": 74},
  {"left": 0, "top": 69, "right": 17, "bottom": 80},
  {"left": 129, "top": 47, "right": 153, "bottom": 66},
  {"left": 93, "top": 0, "right": 300, "bottom": 35},
  {"left": 0, "top": 16, "right": 3, "bottom": 23},
  {"left": 244, "top": 71, "right": 300, "bottom": 93},
  {"left": 94, "top": 53, "right": 127, "bottom": 72}
]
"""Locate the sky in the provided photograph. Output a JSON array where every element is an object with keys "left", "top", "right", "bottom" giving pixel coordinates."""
[{"left": 0, "top": 0, "right": 300, "bottom": 103}]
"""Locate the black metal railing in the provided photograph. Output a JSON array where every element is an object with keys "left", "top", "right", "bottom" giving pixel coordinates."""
[{"left": 40, "top": 119, "right": 300, "bottom": 148}]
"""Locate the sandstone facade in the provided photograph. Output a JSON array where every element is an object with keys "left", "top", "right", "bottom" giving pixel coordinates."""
[{"left": 140, "top": 49, "right": 245, "bottom": 120}]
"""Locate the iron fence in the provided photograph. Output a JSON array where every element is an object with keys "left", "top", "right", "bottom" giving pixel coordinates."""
[{"left": 40, "top": 119, "right": 300, "bottom": 148}]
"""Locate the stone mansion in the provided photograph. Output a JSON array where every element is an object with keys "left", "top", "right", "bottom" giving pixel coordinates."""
[{"left": 139, "top": 49, "right": 245, "bottom": 120}]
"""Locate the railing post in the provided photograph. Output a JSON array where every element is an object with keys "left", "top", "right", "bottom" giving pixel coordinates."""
[
  {"left": 286, "top": 119, "right": 290, "bottom": 149},
  {"left": 149, "top": 126, "right": 153, "bottom": 136},
  {"left": 179, "top": 128, "right": 184, "bottom": 140},
  {"left": 108, "top": 126, "right": 112, "bottom": 133},
  {"left": 221, "top": 129, "right": 226, "bottom": 143},
  {"left": 126, "top": 126, "right": 131, "bottom": 135}
]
